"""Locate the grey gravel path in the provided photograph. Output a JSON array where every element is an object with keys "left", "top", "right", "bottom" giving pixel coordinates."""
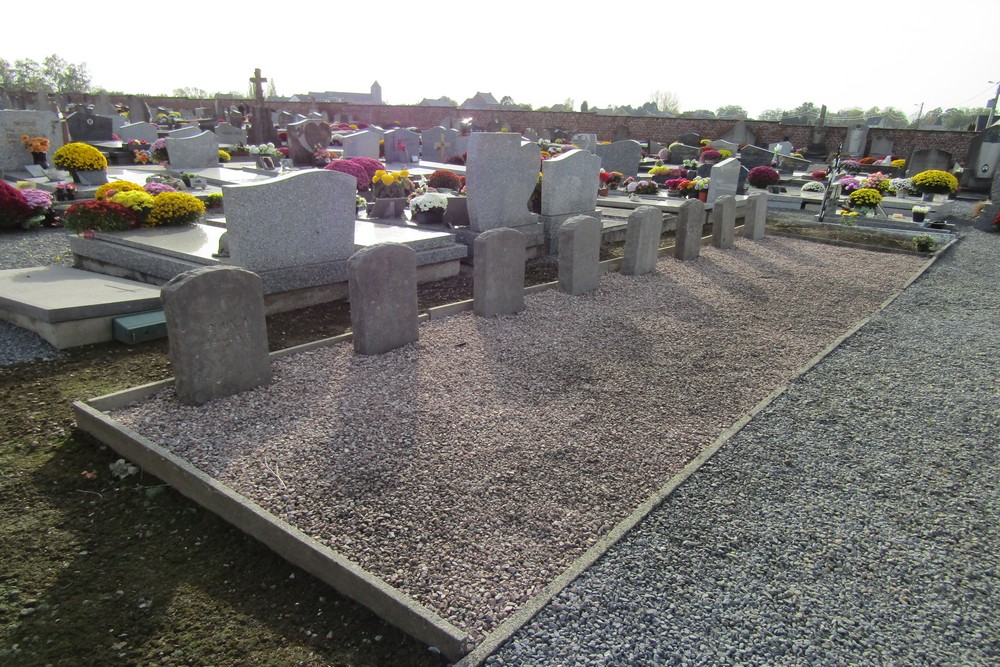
[{"left": 485, "top": 225, "right": 1000, "bottom": 666}]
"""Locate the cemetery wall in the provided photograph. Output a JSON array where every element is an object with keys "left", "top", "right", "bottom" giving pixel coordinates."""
[{"left": 47, "top": 94, "right": 974, "bottom": 162}]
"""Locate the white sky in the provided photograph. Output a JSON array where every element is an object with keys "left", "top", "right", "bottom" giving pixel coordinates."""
[{"left": 5, "top": 0, "right": 997, "bottom": 119}]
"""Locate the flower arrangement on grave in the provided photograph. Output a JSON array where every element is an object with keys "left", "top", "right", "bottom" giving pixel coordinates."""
[
  {"left": 621, "top": 176, "right": 636, "bottom": 191},
  {"left": 912, "top": 233, "right": 935, "bottom": 252},
  {"left": 838, "top": 176, "right": 861, "bottom": 193},
  {"left": 95, "top": 181, "right": 143, "bottom": 200},
  {"left": 248, "top": 143, "right": 280, "bottom": 156},
  {"left": 865, "top": 171, "right": 889, "bottom": 193},
  {"left": 324, "top": 159, "right": 370, "bottom": 191},
  {"left": 657, "top": 147, "right": 669, "bottom": 160},
  {"left": 277, "top": 147, "right": 289, "bottom": 158},
  {"left": 149, "top": 139, "right": 169, "bottom": 163},
  {"left": 144, "top": 181, "right": 178, "bottom": 196},
  {"left": 891, "top": 159, "right": 906, "bottom": 169},
  {"left": 801, "top": 181, "right": 826, "bottom": 193},
  {"left": 409, "top": 192, "right": 448, "bottom": 214},
  {"left": 811, "top": 169, "right": 827, "bottom": 181},
  {"left": 132, "top": 150, "right": 152, "bottom": 165},
  {"left": 911, "top": 205, "right": 930, "bottom": 215},
  {"left": 747, "top": 165, "right": 780, "bottom": 188},
  {"left": 21, "top": 187, "right": 54, "bottom": 228},
  {"left": 110, "top": 190, "right": 155, "bottom": 223},
  {"left": 427, "top": 169, "right": 463, "bottom": 190},
  {"left": 682, "top": 159, "right": 698, "bottom": 169},
  {"left": 539, "top": 150, "right": 552, "bottom": 161},
  {"left": 700, "top": 149, "right": 722, "bottom": 164},
  {"left": 205, "top": 193, "right": 223, "bottom": 209},
  {"left": 910, "top": 169, "right": 958, "bottom": 195},
  {"left": 218, "top": 149, "right": 231, "bottom": 163},
  {"left": 718, "top": 149, "right": 733, "bottom": 159},
  {"left": 54, "top": 182, "right": 77, "bottom": 201},
  {"left": 371, "top": 169, "right": 415, "bottom": 199},
  {"left": 52, "top": 142, "right": 108, "bottom": 173},
  {"left": 693, "top": 177, "right": 711, "bottom": 191},
  {"left": 992, "top": 212, "right": 1000, "bottom": 232},
  {"left": 836, "top": 209, "right": 858, "bottom": 217},
  {"left": 445, "top": 154, "right": 466, "bottom": 166},
  {"left": 64, "top": 199, "right": 137, "bottom": 233},
  {"left": 859, "top": 157, "right": 877, "bottom": 165},
  {"left": 889, "top": 177, "right": 912, "bottom": 196},
  {"left": 598, "top": 170, "right": 623, "bottom": 189},
  {"left": 848, "top": 187, "right": 882, "bottom": 211},
  {"left": 699, "top": 139, "right": 711, "bottom": 146},
  {"left": 146, "top": 192, "right": 205, "bottom": 227},
  {"left": 0, "top": 182, "right": 33, "bottom": 229},
  {"left": 355, "top": 195, "right": 368, "bottom": 211},
  {"left": 842, "top": 159, "right": 862, "bottom": 174},
  {"left": 22, "top": 135, "right": 51, "bottom": 167},
  {"left": 633, "top": 180, "right": 659, "bottom": 195},
  {"left": 791, "top": 153, "right": 804, "bottom": 159}
]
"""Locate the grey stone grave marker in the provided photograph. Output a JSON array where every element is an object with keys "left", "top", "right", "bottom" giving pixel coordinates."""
[
  {"left": 674, "top": 199, "right": 705, "bottom": 261},
  {"left": 594, "top": 139, "right": 643, "bottom": 177},
  {"left": 165, "top": 131, "right": 219, "bottom": 170},
  {"left": 678, "top": 132, "right": 701, "bottom": 147},
  {"left": 287, "top": 118, "right": 333, "bottom": 165},
  {"left": 711, "top": 195, "right": 736, "bottom": 249},
  {"left": 347, "top": 243, "right": 419, "bottom": 355},
  {"left": 466, "top": 133, "right": 540, "bottom": 233},
  {"left": 214, "top": 121, "right": 247, "bottom": 146},
  {"left": 0, "top": 110, "right": 62, "bottom": 171},
  {"left": 65, "top": 110, "right": 114, "bottom": 142},
  {"left": 340, "top": 129, "right": 379, "bottom": 161},
  {"left": 383, "top": 128, "right": 420, "bottom": 162},
  {"left": 523, "top": 128, "right": 539, "bottom": 141},
  {"left": 571, "top": 133, "right": 598, "bottom": 152},
  {"left": 845, "top": 124, "right": 869, "bottom": 157},
  {"left": 622, "top": 206, "right": 662, "bottom": 276},
  {"left": 118, "top": 122, "right": 158, "bottom": 144},
  {"left": 422, "top": 126, "right": 460, "bottom": 161},
  {"left": 166, "top": 126, "right": 202, "bottom": 139},
  {"left": 558, "top": 215, "right": 601, "bottom": 295},
  {"left": 743, "top": 192, "right": 767, "bottom": 240},
  {"left": 708, "top": 157, "right": 740, "bottom": 205},
  {"left": 710, "top": 139, "right": 740, "bottom": 154},
  {"left": 870, "top": 137, "right": 894, "bottom": 158},
  {"left": 540, "top": 148, "right": 601, "bottom": 253},
  {"left": 905, "top": 147, "right": 953, "bottom": 177},
  {"left": 473, "top": 228, "right": 526, "bottom": 317},
  {"left": 161, "top": 266, "right": 272, "bottom": 405},
  {"left": 723, "top": 119, "right": 755, "bottom": 146},
  {"left": 669, "top": 144, "right": 701, "bottom": 164}
]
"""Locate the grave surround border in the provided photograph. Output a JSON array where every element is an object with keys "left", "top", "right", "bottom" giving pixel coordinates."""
[{"left": 72, "top": 232, "right": 954, "bottom": 664}]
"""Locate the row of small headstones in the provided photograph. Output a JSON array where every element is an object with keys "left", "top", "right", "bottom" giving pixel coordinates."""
[{"left": 162, "top": 193, "right": 767, "bottom": 406}]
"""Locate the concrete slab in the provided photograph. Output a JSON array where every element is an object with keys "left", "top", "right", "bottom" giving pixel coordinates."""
[{"left": 0, "top": 267, "right": 162, "bottom": 349}]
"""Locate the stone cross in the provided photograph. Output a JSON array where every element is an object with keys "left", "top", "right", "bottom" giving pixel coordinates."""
[
  {"left": 250, "top": 68, "right": 267, "bottom": 105},
  {"left": 434, "top": 135, "right": 452, "bottom": 161}
]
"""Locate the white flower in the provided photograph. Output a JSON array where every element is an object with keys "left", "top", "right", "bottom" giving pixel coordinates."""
[
  {"left": 627, "top": 182, "right": 638, "bottom": 192},
  {"left": 248, "top": 145, "right": 260, "bottom": 155},
  {"left": 410, "top": 192, "right": 449, "bottom": 212}
]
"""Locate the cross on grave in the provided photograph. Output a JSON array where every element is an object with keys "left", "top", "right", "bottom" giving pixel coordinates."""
[
  {"left": 434, "top": 135, "right": 452, "bottom": 161},
  {"left": 250, "top": 68, "right": 267, "bottom": 105}
]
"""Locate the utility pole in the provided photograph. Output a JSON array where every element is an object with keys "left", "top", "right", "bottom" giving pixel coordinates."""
[{"left": 914, "top": 102, "right": 924, "bottom": 129}]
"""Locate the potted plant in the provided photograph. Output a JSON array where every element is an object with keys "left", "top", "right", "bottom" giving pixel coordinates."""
[
  {"left": 648, "top": 165, "right": 672, "bottom": 184},
  {"left": 21, "top": 135, "right": 51, "bottom": 168},
  {"left": 694, "top": 176, "right": 711, "bottom": 202},
  {"left": 54, "top": 182, "right": 77, "bottom": 201},
  {"left": 800, "top": 181, "right": 826, "bottom": 194},
  {"left": 848, "top": 187, "right": 882, "bottom": 215},
  {"left": 409, "top": 192, "right": 448, "bottom": 225},
  {"left": 890, "top": 177, "right": 912, "bottom": 198},
  {"left": 910, "top": 169, "right": 959, "bottom": 202},
  {"left": 911, "top": 205, "right": 929, "bottom": 223},
  {"left": 663, "top": 178, "right": 685, "bottom": 197},
  {"left": 52, "top": 142, "right": 109, "bottom": 185},
  {"left": 746, "top": 165, "right": 780, "bottom": 189},
  {"left": 632, "top": 180, "right": 659, "bottom": 197},
  {"left": 149, "top": 138, "right": 169, "bottom": 164},
  {"left": 370, "top": 169, "right": 415, "bottom": 218},
  {"left": 426, "top": 169, "right": 463, "bottom": 192}
]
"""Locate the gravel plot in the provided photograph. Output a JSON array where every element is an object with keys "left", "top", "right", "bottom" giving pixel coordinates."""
[
  {"left": 110, "top": 236, "right": 927, "bottom": 643},
  {"left": 485, "top": 227, "right": 999, "bottom": 665},
  {"left": 0, "top": 228, "right": 73, "bottom": 366}
]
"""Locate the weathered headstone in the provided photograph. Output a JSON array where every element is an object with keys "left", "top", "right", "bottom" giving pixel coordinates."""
[
  {"left": 594, "top": 139, "right": 643, "bottom": 177},
  {"left": 961, "top": 123, "right": 1000, "bottom": 190},
  {"left": 128, "top": 96, "right": 151, "bottom": 123},
  {"left": 739, "top": 145, "right": 774, "bottom": 171},
  {"left": 611, "top": 125, "right": 630, "bottom": 142},
  {"left": 870, "top": 137, "right": 894, "bottom": 158},
  {"left": 65, "top": 110, "right": 115, "bottom": 142},
  {"left": 383, "top": 127, "right": 420, "bottom": 162},
  {"left": 224, "top": 169, "right": 356, "bottom": 272},
  {"left": 287, "top": 118, "right": 333, "bottom": 165},
  {"left": 768, "top": 141, "right": 793, "bottom": 155},
  {"left": 422, "top": 126, "right": 460, "bottom": 161},
  {"left": 708, "top": 157, "right": 740, "bottom": 205},
  {"left": 743, "top": 192, "right": 768, "bottom": 240},
  {"left": 711, "top": 195, "right": 736, "bottom": 249},
  {"left": 709, "top": 139, "right": 740, "bottom": 154},
  {"left": 622, "top": 206, "right": 662, "bottom": 276},
  {"left": 340, "top": 129, "right": 379, "bottom": 161},
  {"left": 93, "top": 92, "right": 115, "bottom": 116},
  {"left": 0, "top": 110, "right": 63, "bottom": 171},
  {"left": 473, "top": 228, "right": 526, "bottom": 317},
  {"left": 669, "top": 144, "right": 701, "bottom": 164},
  {"left": 540, "top": 149, "right": 602, "bottom": 253},
  {"left": 523, "top": 128, "right": 539, "bottom": 141},
  {"left": 165, "top": 131, "right": 219, "bottom": 170},
  {"left": 161, "top": 266, "right": 272, "bottom": 405},
  {"left": 166, "top": 126, "right": 202, "bottom": 139},
  {"left": 845, "top": 124, "right": 869, "bottom": 157},
  {"left": 247, "top": 68, "right": 278, "bottom": 145},
  {"left": 723, "top": 119, "right": 756, "bottom": 146},
  {"left": 906, "top": 147, "right": 954, "bottom": 177},
  {"left": 466, "top": 133, "right": 540, "bottom": 233},
  {"left": 558, "top": 215, "right": 601, "bottom": 295},
  {"left": 674, "top": 199, "right": 705, "bottom": 261},
  {"left": 571, "top": 133, "right": 598, "bottom": 153},
  {"left": 678, "top": 132, "right": 701, "bottom": 147},
  {"left": 347, "top": 243, "right": 419, "bottom": 355},
  {"left": 213, "top": 121, "right": 247, "bottom": 146},
  {"left": 118, "top": 121, "right": 159, "bottom": 144}
]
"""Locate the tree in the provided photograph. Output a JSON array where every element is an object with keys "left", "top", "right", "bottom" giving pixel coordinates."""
[
  {"left": 715, "top": 104, "right": 747, "bottom": 119},
  {"left": 757, "top": 108, "right": 784, "bottom": 121},
  {"left": 0, "top": 55, "right": 90, "bottom": 93},
  {"left": 267, "top": 79, "right": 277, "bottom": 98},
  {"left": 563, "top": 98, "right": 575, "bottom": 112},
  {"left": 173, "top": 86, "right": 209, "bottom": 98},
  {"left": 500, "top": 95, "right": 515, "bottom": 106},
  {"left": 681, "top": 109, "right": 717, "bottom": 119},
  {"left": 650, "top": 90, "right": 680, "bottom": 114},
  {"left": 580, "top": 100, "right": 589, "bottom": 113}
]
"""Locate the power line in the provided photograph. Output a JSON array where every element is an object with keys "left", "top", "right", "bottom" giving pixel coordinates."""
[{"left": 943, "top": 83, "right": 996, "bottom": 110}]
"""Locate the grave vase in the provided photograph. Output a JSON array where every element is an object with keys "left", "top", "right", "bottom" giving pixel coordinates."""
[
  {"left": 912, "top": 211, "right": 926, "bottom": 223},
  {"left": 598, "top": 186, "right": 609, "bottom": 197},
  {"left": 31, "top": 152, "right": 49, "bottom": 169},
  {"left": 413, "top": 208, "right": 445, "bottom": 225},
  {"left": 370, "top": 197, "right": 407, "bottom": 219},
  {"left": 698, "top": 190, "right": 708, "bottom": 203}
]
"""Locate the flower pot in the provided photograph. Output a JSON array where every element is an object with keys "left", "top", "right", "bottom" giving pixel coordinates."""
[
  {"left": 698, "top": 190, "right": 708, "bottom": 202},
  {"left": 414, "top": 209, "right": 445, "bottom": 225},
  {"left": 912, "top": 212, "right": 926, "bottom": 223},
  {"left": 31, "top": 152, "right": 49, "bottom": 169},
  {"left": 598, "top": 186, "right": 609, "bottom": 197},
  {"left": 370, "top": 197, "right": 407, "bottom": 219},
  {"left": 667, "top": 189, "right": 682, "bottom": 198}
]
